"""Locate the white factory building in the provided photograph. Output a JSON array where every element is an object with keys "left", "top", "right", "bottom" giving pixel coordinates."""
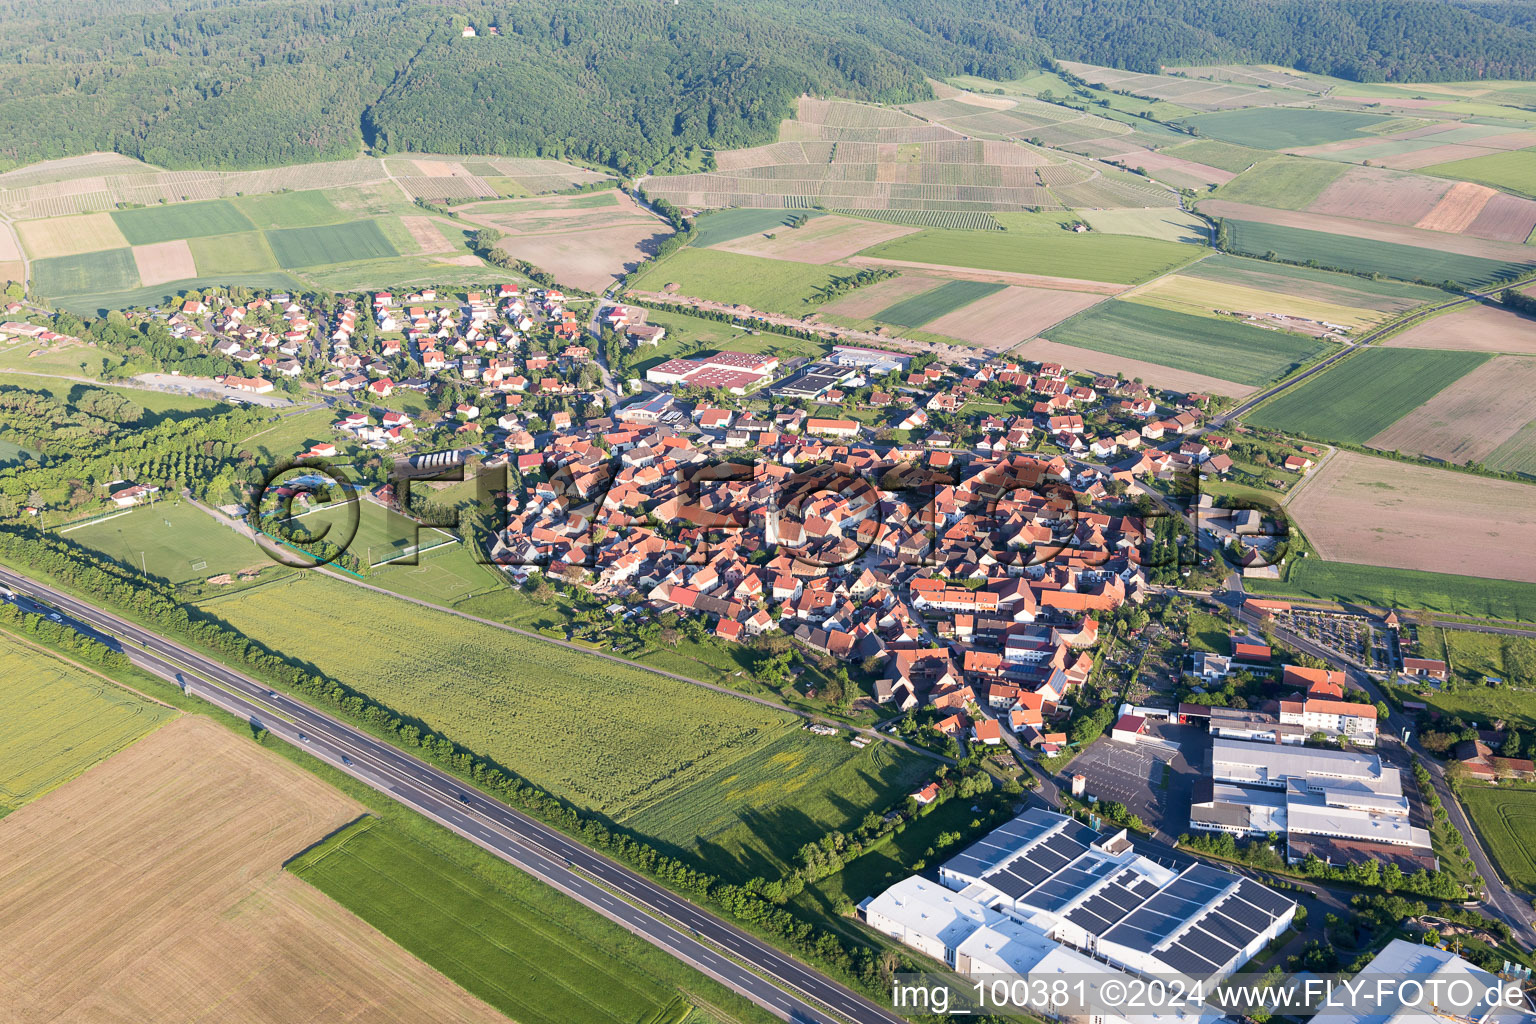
[
  {"left": 863, "top": 808, "right": 1295, "bottom": 1023},
  {"left": 1311, "top": 938, "right": 1535, "bottom": 1024},
  {"left": 1194, "top": 738, "right": 1435, "bottom": 869}
]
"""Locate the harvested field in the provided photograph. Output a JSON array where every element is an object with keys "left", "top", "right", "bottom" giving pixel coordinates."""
[
  {"left": 712, "top": 215, "right": 917, "bottom": 264},
  {"left": 1285, "top": 450, "right": 1536, "bottom": 583},
  {"left": 1383, "top": 303, "right": 1536, "bottom": 355},
  {"left": 15, "top": 212, "right": 128, "bottom": 259},
  {"left": 1129, "top": 273, "right": 1379, "bottom": 330},
  {"left": 1112, "top": 150, "right": 1235, "bottom": 188},
  {"left": 413, "top": 159, "right": 467, "bottom": 177},
  {"left": 1368, "top": 356, "right": 1536, "bottom": 463},
  {"left": 131, "top": 239, "right": 197, "bottom": 287},
  {"left": 1414, "top": 181, "right": 1498, "bottom": 233},
  {"left": 499, "top": 219, "right": 671, "bottom": 292},
  {"left": 1466, "top": 192, "right": 1536, "bottom": 243},
  {"left": 0, "top": 632, "right": 172, "bottom": 814},
  {"left": 1247, "top": 347, "right": 1488, "bottom": 441},
  {"left": 1013, "top": 337, "right": 1257, "bottom": 397},
  {"left": 1305, "top": 166, "right": 1451, "bottom": 224},
  {"left": 922, "top": 285, "right": 1106, "bottom": 345},
  {"left": 399, "top": 215, "right": 454, "bottom": 255},
  {"left": 873, "top": 279, "right": 1004, "bottom": 327},
  {"left": 0, "top": 714, "right": 506, "bottom": 1023},
  {"left": 1201, "top": 200, "right": 1536, "bottom": 262},
  {"left": 819, "top": 272, "right": 943, "bottom": 317}
]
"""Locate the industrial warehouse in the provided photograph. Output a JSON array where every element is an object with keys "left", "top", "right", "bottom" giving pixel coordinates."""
[
  {"left": 862, "top": 808, "right": 1297, "bottom": 1021},
  {"left": 1191, "top": 738, "right": 1436, "bottom": 871}
]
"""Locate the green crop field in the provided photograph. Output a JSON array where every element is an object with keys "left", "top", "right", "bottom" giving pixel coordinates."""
[
  {"left": 858, "top": 229, "right": 1201, "bottom": 285},
  {"left": 1165, "top": 140, "right": 1272, "bottom": 173},
  {"left": 235, "top": 189, "right": 347, "bottom": 229},
  {"left": 265, "top": 220, "right": 399, "bottom": 268},
  {"left": 187, "top": 231, "right": 278, "bottom": 274},
  {"left": 691, "top": 208, "right": 826, "bottom": 248},
  {"left": 1214, "top": 157, "right": 1348, "bottom": 209},
  {"left": 194, "top": 573, "right": 798, "bottom": 816},
  {"left": 1246, "top": 559, "right": 1536, "bottom": 621},
  {"left": 1422, "top": 148, "right": 1536, "bottom": 198},
  {"left": 1487, "top": 419, "right": 1536, "bottom": 477},
  {"left": 49, "top": 272, "right": 303, "bottom": 315},
  {"left": 628, "top": 247, "right": 844, "bottom": 314},
  {"left": 1182, "top": 254, "right": 1445, "bottom": 312},
  {"left": 111, "top": 199, "right": 256, "bottom": 244},
  {"left": 31, "top": 247, "right": 138, "bottom": 297},
  {"left": 1458, "top": 787, "right": 1536, "bottom": 891},
  {"left": 873, "top": 280, "right": 1004, "bottom": 327},
  {"left": 1042, "top": 300, "right": 1331, "bottom": 386},
  {"left": 1223, "top": 220, "right": 1531, "bottom": 287},
  {"left": 1184, "top": 108, "right": 1391, "bottom": 148},
  {"left": 620, "top": 731, "right": 931, "bottom": 880},
  {"left": 0, "top": 633, "right": 173, "bottom": 816},
  {"left": 1245, "top": 348, "right": 1489, "bottom": 441},
  {"left": 290, "top": 818, "right": 737, "bottom": 1024},
  {"left": 61, "top": 501, "right": 267, "bottom": 584}
]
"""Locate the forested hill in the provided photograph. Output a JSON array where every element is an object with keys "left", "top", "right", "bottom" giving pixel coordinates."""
[{"left": 1, "top": 0, "right": 1534, "bottom": 175}]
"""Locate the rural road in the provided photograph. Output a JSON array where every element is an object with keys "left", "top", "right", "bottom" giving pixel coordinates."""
[{"left": 0, "top": 563, "right": 906, "bottom": 1024}]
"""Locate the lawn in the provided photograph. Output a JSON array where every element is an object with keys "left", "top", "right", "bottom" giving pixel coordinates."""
[
  {"left": 1184, "top": 108, "right": 1391, "bottom": 149},
  {"left": 692, "top": 208, "right": 827, "bottom": 248},
  {"left": 858, "top": 229, "right": 1201, "bottom": 285},
  {"left": 627, "top": 247, "right": 844, "bottom": 315},
  {"left": 111, "top": 200, "right": 256, "bottom": 245},
  {"left": 1246, "top": 559, "right": 1536, "bottom": 621},
  {"left": 59, "top": 500, "right": 268, "bottom": 585},
  {"left": 289, "top": 817, "right": 751, "bottom": 1024},
  {"left": 1457, "top": 786, "right": 1536, "bottom": 891},
  {"left": 1041, "top": 300, "right": 1332, "bottom": 386},
  {"left": 193, "top": 573, "right": 800, "bottom": 816},
  {"left": 1213, "top": 157, "right": 1348, "bottom": 210},
  {"left": 872, "top": 280, "right": 1004, "bottom": 328},
  {"left": 1422, "top": 148, "right": 1536, "bottom": 198},
  {"left": 235, "top": 189, "right": 348, "bottom": 229},
  {"left": 31, "top": 247, "right": 139, "bottom": 298},
  {"left": 265, "top": 220, "right": 399, "bottom": 269},
  {"left": 1222, "top": 220, "right": 1531, "bottom": 287},
  {"left": 1244, "top": 347, "right": 1490, "bottom": 442},
  {"left": 0, "top": 631, "right": 173, "bottom": 816},
  {"left": 619, "top": 732, "right": 931, "bottom": 881},
  {"left": 268, "top": 497, "right": 460, "bottom": 567},
  {"left": 1442, "top": 629, "right": 1536, "bottom": 688},
  {"left": 187, "top": 231, "right": 278, "bottom": 274}
]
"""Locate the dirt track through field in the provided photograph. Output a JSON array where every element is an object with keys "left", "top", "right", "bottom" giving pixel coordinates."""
[
  {"left": 1285, "top": 449, "right": 1536, "bottom": 583},
  {"left": 0, "top": 715, "right": 507, "bottom": 1024}
]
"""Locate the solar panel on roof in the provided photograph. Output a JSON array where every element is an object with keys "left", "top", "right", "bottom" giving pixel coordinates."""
[
  {"left": 1137, "top": 891, "right": 1201, "bottom": 920},
  {"left": 1183, "top": 927, "right": 1239, "bottom": 964},
  {"left": 1197, "top": 911, "right": 1253, "bottom": 948},
  {"left": 1130, "top": 877, "right": 1161, "bottom": 899},
  {"left": 1098, "top": 882, "right": 1148, "bottom": 914},
  {"left": 1156, "top": 943, "right": 1220, "bottom": 977},
  {"left": 1119, "top": 907, "right": 1184, "bottom": 934},
  {"left": 1165, "top": 877, "right": 1222, "bottom": 904},
  {"left": 1102, "top": 922, "right": 1165, "bottom": 953},
  {"left": 1234, "top": 880, "right": 1292, "bottom": 918},
  {"left": 1184, "top": 863, "right": 1238, "bottom": 888},
  {"left": 1066, "top": 904, "right": 1113, "bottom": 932}
]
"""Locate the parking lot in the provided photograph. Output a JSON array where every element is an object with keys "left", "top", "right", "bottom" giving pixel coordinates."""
[{"left": 1069, "top": 722, "right": 1204, "bottom": 842}]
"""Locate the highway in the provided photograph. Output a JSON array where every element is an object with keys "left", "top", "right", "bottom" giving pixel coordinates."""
[{"left": 0, "top": 563, "right": 907, "bottom": 1024}]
